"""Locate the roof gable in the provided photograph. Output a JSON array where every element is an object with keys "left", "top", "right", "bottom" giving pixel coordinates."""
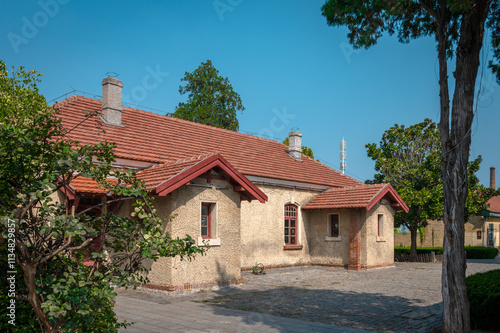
[
  {"left": 137, "top": 153, "right": 268, "bottom": 203},
  {"left": 55, "top": 96, "right": 362, "bottom": 188},
  {"left": 303, "top": 183, "right": 409, "bottom": 212}
]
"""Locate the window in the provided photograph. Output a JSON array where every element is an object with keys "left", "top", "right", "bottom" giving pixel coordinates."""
[
  {"left": 198, "top": 203, "right": 220, "bottom": 246},
  {"left": 378, "top": 214, "right": 384, "bottom": 237},
  {"left": 284, "top": 204, "right": 297, "bottom": 245},
  {"left": 201, "top": 203, "right": 213, "bottom": 239},
  {"left": 477, "top": 231, "right": 482, "bottom": 240},
  {"left": 329, "top": 214, "right": 340, "bottom": 238}
]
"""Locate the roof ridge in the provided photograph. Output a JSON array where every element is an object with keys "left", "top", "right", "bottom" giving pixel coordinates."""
[
  {"left": 59, "top": 95, "right": 287, "bottom": 145},
  {"left": 327, "top": 183, "right": 386, "bottom": 191}
]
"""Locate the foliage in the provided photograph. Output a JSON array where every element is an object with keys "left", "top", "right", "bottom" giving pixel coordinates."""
[
  {"left": 394, "top": 246, "right": 499, "bottom": 259},
  {"left": 0, "top": 244, "right": 40, "bottom": 332},
  {"left": 466, "top": 269, "right": 500, "bottom": 330},
  {"left": 465, "top": 246, "right": 499, "bottom": 259},
  {"left": 0, "top": 61, "right": 205, "bottom": 332},
  {"left": 173, "top": 59, "right": 244, "bottom": 131},
  {"left": 282, "top": 137, "right": 314, "bottom": 158},
  {"left": 251, "top": 263, "right": 266, "bottom": 275},
  {"left": 366, "top": 119, "right": 495, "bottom": 260},
  {"left": 394, "top": 246, "right": 444, "bottom": 256},
  {"left": 322, "top": 1, "right": 500, "bottom": 330}
]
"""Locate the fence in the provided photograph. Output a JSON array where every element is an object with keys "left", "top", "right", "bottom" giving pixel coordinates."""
[{"left": 395, "top": 251, "right": 443, "bottom": 263}]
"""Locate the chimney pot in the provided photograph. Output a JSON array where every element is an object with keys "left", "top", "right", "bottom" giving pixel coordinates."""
[
  {"left": 288, "top": 131, "right": 302, "bottom": 161},
  {"left": 101, "top": 77, "right": 123, "bottom": 126},
  {"left": 490, "top": 167, "right": 496, "bottom": 190}
]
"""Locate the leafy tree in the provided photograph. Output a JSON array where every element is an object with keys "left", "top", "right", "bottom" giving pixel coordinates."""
[
  {"left": 366, "top": 119, "right": 495, "bottom": 261},
  {"left": 173, "top": 59, "right": 244, "bottom": 131},
  {"left": 283, "top": 136, "right": 315, "bottom": 158},
  {"left": 322, "top": 1, "right": 500, "bottom": 330},
  {"left": 0, "top": 61, "right": 205, "bottom": 332}
]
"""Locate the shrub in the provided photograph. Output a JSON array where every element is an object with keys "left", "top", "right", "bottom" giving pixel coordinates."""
[
  {"left": 465, "top": 246, "right": 499, "bottom": 259},
  {"left": 395, "top": 246, "right": 498, "bottom": 259},
  {"left": 466, "top": 269, "right": 500, "bottom": 331},
  {"left": 394, "top": 246, "right": 443, "bottom": 256}
]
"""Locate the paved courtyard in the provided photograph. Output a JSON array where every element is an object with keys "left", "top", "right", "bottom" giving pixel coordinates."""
[{"left": 115, "top": 259, "right": 500, "bottom": 332}]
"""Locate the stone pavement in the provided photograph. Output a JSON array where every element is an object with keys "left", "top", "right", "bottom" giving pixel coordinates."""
[{"left": 115, "top": 259, "right": 500, "bottom": 332}]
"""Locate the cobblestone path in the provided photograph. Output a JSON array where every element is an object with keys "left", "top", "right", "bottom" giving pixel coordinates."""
[{"left": 200, "top": 262, "right": 500, "bottom": 332}]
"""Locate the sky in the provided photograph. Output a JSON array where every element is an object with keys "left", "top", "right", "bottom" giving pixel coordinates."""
[{"left": 1, "top": 0, "right": 499, "bottom": 186}]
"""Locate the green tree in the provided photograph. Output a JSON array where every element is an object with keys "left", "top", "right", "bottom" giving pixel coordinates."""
[
  {"left": 0, "top": 61, "right": 205, "bottom": 332},
  {"left": 366, "top": 119, "right": 495, "bottom": 262},
  {"left": 283, "top": 137, "right": 315, "bottom": 158},
  {"left": 322, "top": 1, "right": 500, "bottom": 330},
  {"left": 173, "top": 59, "right": 244, "bottom": 131}
]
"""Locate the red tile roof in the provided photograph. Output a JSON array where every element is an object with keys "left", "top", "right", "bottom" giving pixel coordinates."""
[
  {"left": 137, "top": 154, "right": 212, "bottom": 190},
  {"left": 302, "top": 183, "right": 409, "bottom": 212},
  {"left": 137, "top": 153, "right": 268, "bottom": 203},
  {"left": 486, "top": 196, "right": 500, "bottom": 213},
  {"left": 55, "top": 96, "right": 362, "bottom": 188}
]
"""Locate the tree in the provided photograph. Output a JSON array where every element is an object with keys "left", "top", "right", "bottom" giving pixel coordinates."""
[
  {"left": 366, "top": 119, "right": 495, "bottom": 261},
  {"left": 283, "top": 136, "right": 315, "bottom": 158},
  {"left": 366, "top": 119, "right": 443, "bottom": 261},
  {"left": 321, "top": 2, "right": 499, "bottom": 330},
  {"left": 173, "top": 59, "right": 245, "bottom": 131},
  {"left": 0, "top": 61, "right": 204, "bottom": 332}
]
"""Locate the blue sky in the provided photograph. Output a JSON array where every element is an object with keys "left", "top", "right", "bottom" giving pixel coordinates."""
[{"left": 2, "top": 0, "right": 499, "bottom": 186}]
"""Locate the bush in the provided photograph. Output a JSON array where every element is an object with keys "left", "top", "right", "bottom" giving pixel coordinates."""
[
  {"left": 395, "top": 246, "right": 498, "bottom": 259},
  {"left": 464, "top": 246, "right": 499, "bottom": 259},
  {"left": 394, "top": 246, "right": 443, "bottom": 256},
  {"left": 466, "top": 269, "right": 500, "bottom": 331}
]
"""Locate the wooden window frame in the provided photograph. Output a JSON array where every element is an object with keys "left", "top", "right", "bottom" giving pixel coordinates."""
[
  {"left": 201, "top": 203, "right": 212, "bottom": 239},
  {"left": 284, "top": 204, "right": 298, "bottom": 246},
  {"left": 477, "top": 231, "right": 482, "bottom": 240},
  {"left": 329, "top": 214, "right": 340, "bottom": 238},
  {"left": 378, "top": 214, "right": 384, "bottom": 237}
]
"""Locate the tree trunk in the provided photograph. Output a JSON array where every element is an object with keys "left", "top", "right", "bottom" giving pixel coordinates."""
[
  {"left": 23, "top": 262, "right": 57, "bottom": 332},
  {"left": 438, "top": 2, "right": 491, "bottom": 332},
  {"left": 409, "top": 225, "right": 418, "bottom": 262}
]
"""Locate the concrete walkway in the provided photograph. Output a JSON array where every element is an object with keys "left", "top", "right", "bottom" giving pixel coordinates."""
[{"left": 115, "top": 292, "right": 370, "bottom": 332}]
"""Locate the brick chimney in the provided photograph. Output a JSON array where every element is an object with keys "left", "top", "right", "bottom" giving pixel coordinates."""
[
  {"left": 101, "top": 77, "right": 123, "bottom": 126},
  {"left": 491, "top": 167, "right": 496, "bottom": 189},
  {"left": 288, "top": 131, "right": 302, "bottom": 161}
]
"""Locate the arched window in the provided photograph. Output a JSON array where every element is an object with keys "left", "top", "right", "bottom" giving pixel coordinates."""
[{"left": 284, "top": 204, "right": 298, "bottom": 245}]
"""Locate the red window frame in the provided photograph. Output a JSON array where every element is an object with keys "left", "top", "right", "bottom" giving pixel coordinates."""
[
  {"left": 284, "top": 204, "right": 297, "bottom": 245},
  {"left": 378, "top": 214, "right": 384, "bottom": 237},
  {"left": 329, "top": 214, "right": 339, "bottom": 237},
  {"left": 201, "top": 203, "right": 212, "bottom": 239},
  {"left": 477, "top": 231, "right": 482, "bottom": 239}
]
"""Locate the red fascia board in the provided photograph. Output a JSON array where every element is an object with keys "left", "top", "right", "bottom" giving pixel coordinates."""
[
  {"left": 366, "top": 184, "right": 409, "bottom": 213},
  {"left": 155, "top": 154, "right": 267, "bottom": 203}
]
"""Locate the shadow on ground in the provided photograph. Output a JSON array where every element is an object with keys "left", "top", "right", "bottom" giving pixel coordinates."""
[{"left": 197, "top": 286, "right": 443, "bottom": 333}]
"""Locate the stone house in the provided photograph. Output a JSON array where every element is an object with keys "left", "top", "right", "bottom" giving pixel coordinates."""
[
  {"left": 56, "top": 77, "right": 408, "bottom": 292},
  {"left": 394, "top": 167, "right": 500, "bottom": 249}
]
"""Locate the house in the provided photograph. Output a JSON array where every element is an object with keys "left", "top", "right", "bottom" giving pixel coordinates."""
[
  {"left": 394, "top": 167, "right": 500, "bottom": 249},
  {"left": 55, "top": 77, "right": 409, "bottom": 292}
]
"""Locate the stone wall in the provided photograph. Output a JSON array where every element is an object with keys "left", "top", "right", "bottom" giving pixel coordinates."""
[
  {"left": 134, "top": 177, "right": 242, "bottom": 287},
  {"left": 240, "top": 185, "right": 319, "bottom": 268},
  {"left": 364, "top": 201, "right": 395, "bottom": 267}
]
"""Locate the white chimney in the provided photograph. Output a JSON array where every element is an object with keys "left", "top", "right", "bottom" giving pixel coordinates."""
[
  {"left": 288, "top": 131, "right": 302, "bottom": 161},
  {"left": 101, "top": 77, "right": 123, "bottom": 126}
]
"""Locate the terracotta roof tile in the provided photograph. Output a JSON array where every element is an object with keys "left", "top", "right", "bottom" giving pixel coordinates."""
[
  {"left": 487, "top": 195, "right": 500, "bottom": 213},
  {"left": 303, "top": 183, "right": 408, "bottom": 212},
  {"left": 55, "top": 96, "right": 362, "bottom": 188},
  {"left": 137, "top": 153, "right": 216, "bottom": 190},
  {"left": 69, "top": 177, "right": 118, "bottom": 195}
]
